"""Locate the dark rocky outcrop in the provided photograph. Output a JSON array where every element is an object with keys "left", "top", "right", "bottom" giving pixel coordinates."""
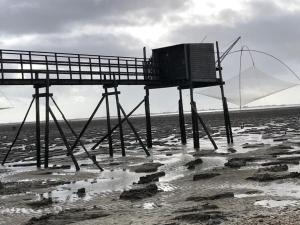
[
  {"left": 173, "top": 211, "right": 225, "bottom": 224},
  {"left": 24, "top": 208, "right": 109, "bottom": 225},
  {"left": 77, "top": 188, "right": 86, "bottom": 197},
  {"left": 227, "top": 148, "right": 237, "bottom": 153},
  {"left": 120, "top": 184, "right": 159, "bottom": 200},
  {"left": 131, "top": 163, "right": 163, "bottom": 173},
  {"left": 186, "top": 192, "right": 234, "bottom": 202},
  {"left": 261, "top": 160, "right": 299, "bottom": 166},
  {"left": 184, "top": 158, "right": 203, "bottom": 170},
  {"left": 138, "top": 171, "right": 165, "bottom": 184},
  {"left": 225, "top": 158, "right": 247, "bottom": 168},
  {"left": 247, "top": 172, "right": 300, "bottom": 182},
  {"left": 193, "top": 173, "right": 220, "bottom": 181},
  {"left": 26, "top": 198, "right": 54, "bottom": 208},
  {"left": 258, "top": 164, "right": 288, "bottom": 173}
]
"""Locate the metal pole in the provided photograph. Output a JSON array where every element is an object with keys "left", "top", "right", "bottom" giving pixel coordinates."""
[
  {"left": 178, "top": 88, "right": 186, "bottom": 145},
  {"left": 216, "top": 41, "right": 233, "bottom": 144},
  {"left": 44, "top": 73, "right": 50, "bottom": 168},
  {"left": 35, "top": 83, "right": 41, "bottom": 168},
  {"left": 104, "top": 87, "right": 113, "bottom": 157},
  {"left": 2, "top": 97, "right": 35, "bottom": 165},
  {"left": 114, "top": 86, "right": 125, "bottom": 156}
]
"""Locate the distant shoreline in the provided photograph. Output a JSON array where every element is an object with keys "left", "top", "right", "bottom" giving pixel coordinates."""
[{"left": 1, "top": 104, "right": 300, "bottom": 126}]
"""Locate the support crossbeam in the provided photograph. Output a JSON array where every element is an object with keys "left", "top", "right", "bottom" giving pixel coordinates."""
[
  {"left": 1, "top": 97, "right": 35, "bottom": 165},
  {"left": 51, "top": 96, "right": 103, "bottom": 171},
  {"left": 49, "top": 107, "right": 80, "bottom": 171}
]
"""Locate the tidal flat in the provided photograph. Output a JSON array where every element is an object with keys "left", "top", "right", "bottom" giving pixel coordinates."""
[{"left": 1, "top": 107, "right": 300, "bottom": 224}]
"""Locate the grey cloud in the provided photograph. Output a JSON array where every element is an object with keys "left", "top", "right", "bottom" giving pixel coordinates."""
[{"left": 0, "top": 0, "right": 187, "bottom": 35}]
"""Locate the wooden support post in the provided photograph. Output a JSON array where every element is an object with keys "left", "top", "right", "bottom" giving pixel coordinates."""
[
  {"left": 178, "top": 88, "right": 187, "bottom": 145},
  {"left": 2, "top": 97, "right": 35, "bottom": 165},
  {"left": 114, "top": 86, "right": 126, "bottom": 156},
  {"left": 191, "top": 104, "right": 218, "bottom": 150},
  {"left": 144, "top": 87, "right": 152, "bottom": 148},
  {"left": 119, "top": 103, "right": 150, "bottom": 156},
  {"left": 44, "top": 73, "right": 50, "bottom": 168},
  {"left": 216, "top": 41, "right": 233, "bottom": 144},
  {"left": 91, "top": 99, "right": 145, "bottom": 150},
  {"left": 49, "top": 107, "right": 80, "bottom": 171},
  {"left": 104, "top": 87, "right": 113, "bottom": 157},
  {"left": 70, "top": 96, "right": 105, "bottom": 153},
  {"left": 51, "top": 96, "right": 103, "bottom": 171},
  {"left": 35, "top": 83, "right": 41, "bottom": 168},
  {"left": 190, "top": 86, "right": 200, "bottom": 149}
]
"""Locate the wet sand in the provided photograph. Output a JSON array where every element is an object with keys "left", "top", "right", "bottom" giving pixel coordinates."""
[{"left": 1, "top": 107, "right": 300, "bottom": 224}]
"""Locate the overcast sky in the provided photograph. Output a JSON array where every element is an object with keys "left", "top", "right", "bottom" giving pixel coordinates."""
[{"left": 0, "top": 0, "right": 300, "bottom": 123}]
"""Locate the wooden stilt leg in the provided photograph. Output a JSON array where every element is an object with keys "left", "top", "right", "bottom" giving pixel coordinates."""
[
  {"left": 104, "top": 87, "right": 113, "bottom": 157},
  {"left": 91, "top": 99, "right": 145, "bottom": 150},
  {"left": 119, "top": 103, "right": 150, "bottom": 156},
  {"left": 2, "top": 97, "right": 35, "bottom": 165},
  {"left": 114, "top": 86, "right": 125, "bottom": 156},
  {"left": 178, "top": 88, "right": 187, "bottom": 145},
  {"left": 190, "top": 87, "right": 200, "bottom": 149},
  {"left": 35, "top": 84, "right": 41, "bottom": 168},
  {"left": 50, "top": 96, "right": 103, "bottom": 171},
  {"left": 144, "top": 87, "right": 152, "bottom": 148},
  {"left": 49, "top": 107, "right": 80, "bottom": 171},
  {"left": 44, "top": 74, "right": 50, "bottom": 168}
]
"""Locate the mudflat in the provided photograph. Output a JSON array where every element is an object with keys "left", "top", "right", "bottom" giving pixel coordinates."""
[{"left": 1, "top": 106, "right": 300, "bottom": 224}]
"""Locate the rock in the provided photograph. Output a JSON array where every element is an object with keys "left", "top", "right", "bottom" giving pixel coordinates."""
[
  {"left": 245, "top": 190, "right": 263, "bottom": 195},
  {"left": 227, "top": 148, "right": 237, "bottom": 153},
  {"left": 120, "top": 184, "right": 159, "bottom": 200},
  {"left": 186, "top": 192, "right": 234, "bottom": 202},
  {"left": 242, "top": 143, "right": 264, "bottom": 148},
  {"left": 138, "top": 172, "right": 165, "bottom": 184},
  {"left": 261, "top": 160, "right": 299, "bottom": 166},
  {"left": 24, "top": 208, "right": 109, "bottom": 225},
  {"left": 202, "top": 203, "right": 219, "bottom": 210},
  {"left": 225, "top": 158, "right": 246, "bottom": 168},
  {"left": 11, "top": 163, "right": 36, "bottom": 167},
  {"left": 173, "top": 211, "right": 225, "bottom": 223},
  {"left": 26, "top": 198, "right": 54, "bottom": 208},
  {"left": 132, "top": 163, "right": 163, "bottom": 173},
  {"left": 273, "top": 137, "right": 288, "bottom": 142},
  {"left": 246, "top": 172, "right": 300, "bottom": 182},
  {"left": 50, "top": 165, "right": 71, "bottom": 170},
  {"left": 259, "top": 164, "right": 288, "bottom": 172},
  {"left": 184, "top": 158, "right": 203, "bottom": 170},
  {"left": 77, "top": 188, "right": 86, "bottom": 197},
  {"left": 193, "top": 173, "right": 220, "bottom": 181}
]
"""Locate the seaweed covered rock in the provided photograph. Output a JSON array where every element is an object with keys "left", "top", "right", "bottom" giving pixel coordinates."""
[
  {"left": 184, "top": 158, "right": 203, "bottom": 170},
  {"left": 247, "top": 172, "right": 300, "bottom": 182},
  {"left": 186, "top": 192, "right": 234, "bottom": 202},
  {"left": 138, "top": 172, "right": 165, "bottom": 184},
  {"left": 225, "top": 158, "right": 247, "bottom": 168},
  {"left": 132, "top": 163, "right": 163, "bottom": 173},
  {"left": 120, "top": 184, "right": 159, "bottom": 200},
  {"left": 193, "top": 173, "right": 220, "bottom": 181}
]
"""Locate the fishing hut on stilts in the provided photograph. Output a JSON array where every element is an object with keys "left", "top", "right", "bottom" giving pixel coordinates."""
[{"left": 0, "top": 41, "right": 234, "bottom": 171}]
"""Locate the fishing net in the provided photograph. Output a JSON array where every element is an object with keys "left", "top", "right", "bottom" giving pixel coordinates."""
[{"left": 198, "top": 66, "right": 299, "bottom": 107}]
